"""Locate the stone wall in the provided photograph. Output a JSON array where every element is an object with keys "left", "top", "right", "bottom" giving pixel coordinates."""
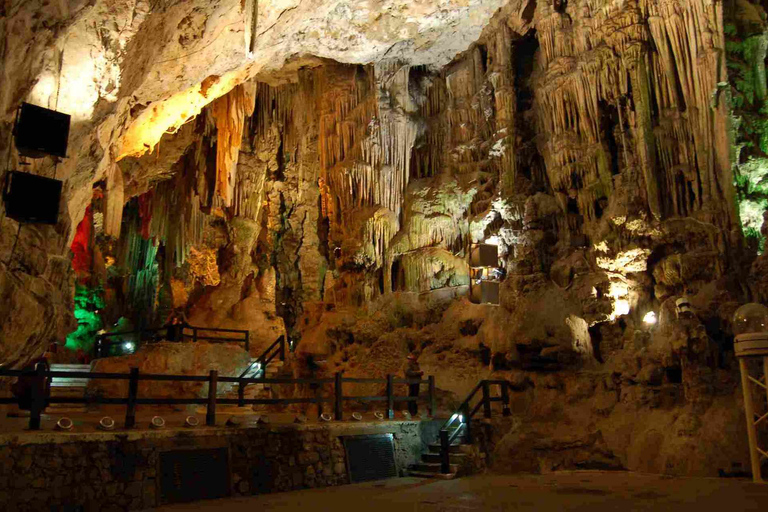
[{"left": 0, "top": 420, "right": 426, "bottom": 511}]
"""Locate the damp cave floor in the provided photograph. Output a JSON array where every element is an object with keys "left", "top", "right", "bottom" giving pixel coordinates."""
[{"left": 149, "top": 471, "right": 768, "bottom": 512}]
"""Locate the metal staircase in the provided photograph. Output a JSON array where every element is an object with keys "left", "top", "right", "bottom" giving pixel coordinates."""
[{"left": 407, "top": 379, "right": 510, "bottom": 479}]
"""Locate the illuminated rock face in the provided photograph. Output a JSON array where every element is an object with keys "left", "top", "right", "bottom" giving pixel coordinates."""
[{"left": 0, "top": 0, "right": 765, "bottom": 475}]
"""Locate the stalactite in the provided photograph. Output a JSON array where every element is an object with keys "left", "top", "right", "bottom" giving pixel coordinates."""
[
  {"left": 211, "top": 82, "right": 257, "bottom": 206},
  {"left": 104, "top": 163, "right": 124, "bottom": 238}
]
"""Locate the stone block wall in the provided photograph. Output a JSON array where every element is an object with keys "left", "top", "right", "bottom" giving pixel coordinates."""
[{"left": 0, "top": 420, "right": 426, "bottom": 511}]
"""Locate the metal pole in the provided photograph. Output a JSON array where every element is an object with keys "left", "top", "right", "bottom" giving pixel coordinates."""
[
  {"left": 125, "top": 367, "right": 139, "bottom": 428},
  {"left": 739, "top": 358, "right": 762, "bottom": 482},
  {"left": 428, "top": 376, "right": 436, "bottom": 418},
  {"left": 207, "top": 370, "right": 218, "bottom": 426},
  {"left": 28, "top": 363, "right": 47, "bottom": 430},
  {"left": 335, "top": 372, "right": 343, "bottom": 421},
  {"left": 439, "top": 429, "right": 450, "bottom": 474},
  {"left": 386, "top": 374, "right": 394, "bottom": 419},
  {"left": 482, "top": 381, "right": 492, "bottom": 419},
  {"left": 501, "top": 381, "right": 511, "bottom": 417}
]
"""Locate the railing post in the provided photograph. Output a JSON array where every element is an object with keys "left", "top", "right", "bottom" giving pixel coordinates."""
[
  {"left": 245, "top": 331, "right": 250, "bottom": 353},
  {"left": 238, "top": 378, "right": 245, "bottom": 408},
  {"left": 439, "top": 429, "right": 450, "bottom": 474},
  {"left": 279, "top": 335, "right": 285, "bottom": 361},
  {"left": 207, "top": 370, "right": 218, "bottom": 426},
  {"left": 462, "top": 403, "right": 472, "bottom": 443},
  {"left": 28, "top": 363, "right": 47, "bottom": 430},
  {"left": 334, "top": 372, "right": 343, "bottom": 421},
  {"left": 193, "top": 328, "right": 198, "bottom": 343},
  {"left": 482, "top": 381, "right": 492, "bottom": 419},
  {"left": 386, "top": 374, "right": 394, "bottom": 419},
  {"left": 428, "top": 376, "right": 436, "bottom": 418},
  {"left": 125, "top": 367, "right": 139, "bottom": 428},
  {"left": 501, "top": 381, "right": 511, "bottom": 417}
]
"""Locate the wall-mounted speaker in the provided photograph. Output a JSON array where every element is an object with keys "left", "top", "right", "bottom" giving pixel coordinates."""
[
  {"left": 3, "top": 171, "right": 62, "bottom": 224},
  {"left": 14, "top": 103, "right": 71, "bottom": 159}
]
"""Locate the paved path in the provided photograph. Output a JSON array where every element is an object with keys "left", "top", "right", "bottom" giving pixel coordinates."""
[{"left": 150, "top": 471, "right": 768, "bottom": 511}]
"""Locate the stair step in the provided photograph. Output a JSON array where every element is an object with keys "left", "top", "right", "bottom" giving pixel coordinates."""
[
  {"left": 50, "top": 364, "right": 91, "bottom": 370},
  {"left": 50, "top": 387, "right": 86, "bottom": 396},
  {"left": 421, "top": 452, "right": 467, "bottom": 464},
  {"left": 407, "top": 470, "right": 457, "bottom": 480},
  {"left": 410, "top": 462, "right": 459, "bottom": 473},
  {"left": 428, "top": 443, "right": 467, "bottom": 454}
]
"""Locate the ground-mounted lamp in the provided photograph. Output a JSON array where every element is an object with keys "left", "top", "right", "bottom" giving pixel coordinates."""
[
  {"left": 373, "top": 411, "right": 385, "bottom": 420},
  {"left": 184, "top": 416, "right": 199, "bottom": 428},
  {"left": 150, "top": 416, "right": 165, "bottom": 429},
  {"left": 56, "top": 417, "right": 73, "bottom": 431},
  {"left": 733, "top": 303, "right": 768, "bottom": 483},
  {"left": 257, "top": 415, "right": 270, "bottom": 425},
  {"left": 226, "top": 416, "right": 242, "bottom": 427},
  {"left": 294, "top": 414, "right": 308, "bottom": 424},
  {"left": 320, "top": 413, "right": 332, "bottom": 422},
  {"left": 401, "top": 410, "right": 411, "bottom": 420},
  {"left": 351, "top": 412, "right": 363, "bottom": 421},
  {"left": 99, "top": 417, "right": 115, "bottom": 431},
  {"left": 469, "top": 243, "right": 502, "bottom": 305}
]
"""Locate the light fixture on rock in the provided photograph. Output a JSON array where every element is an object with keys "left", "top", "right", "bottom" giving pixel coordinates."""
[
  {"left": 351, "top": 412, "right": 363, "bottom": 421},
  {"left": 401, "top": 410, "right": 411, "bottom": 420},
  {"left": 56, "top": 417, "right": 73, "bottom": 431},
  {"left": 643, "top": 311, "right": 657, "bottom": 326},
  {"left": 99, "top": 417, "right": 115, "bottom": 431},
  {"left": 294, "top": 414, "right": 308, "bottom": 424},
  {"left": 320, "top": 413, "right": 333, "bottom": 422},
  {"left": 184, "top": 416, "right": 199, "bottom": 428},
  {"left": 226, "top": 416, "right": 241, "bottom": 427},
  {"left": 373, "top": 411, "right": 385, "bottom": 420},
  {"left": 150, "top": 416, "right": 165, "bottom": 429},
  {"left": 257, "top": 415, "right": 270, "bottom": 425}
]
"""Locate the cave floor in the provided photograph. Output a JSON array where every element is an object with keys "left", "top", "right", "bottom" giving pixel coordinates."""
[{"left": 150, "top": 471, "right": 768, "bottom": 512}]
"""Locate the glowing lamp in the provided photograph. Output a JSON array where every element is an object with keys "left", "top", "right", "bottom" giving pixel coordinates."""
[
  {"left": 123, "top": 342, "right": 135, "bottom": 352},
  {"left": 351, "top": 412, "right": 363, "bottom": 421},
  {"left": 319, "top": 413, "right": 332, "bottom": 422},
  {"left": 373, "top": 411, "right": 385, "bottom": 420},
  {"left": 150, "top": 416, "right": 165, "bottom": 429},
  {"left": 643, "top": 311, "right": 657, "bottom": 325},
  {"left": 733, "top": 303, "right": 768, "bottom": 357},
  {"left": 184, "top": 416, "right": 199, "bottom": 428}
]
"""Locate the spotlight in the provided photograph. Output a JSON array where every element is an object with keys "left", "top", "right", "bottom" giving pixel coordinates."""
[
  {"left": 226, "top": 416, "right": 241, "bottom": 427},
  {"left": 56, "top": 417, "right": 73, "bottom": 431},
  {"left": 401, "top": 410, "right": 411, "bottom": 420},
  {"left": 320, "top": 413, "right": 332, "bottom": 422},
  {"left": 123, "top": 342, "right": 135, "bottom": 352},
  {"left": 373, "top": 411, "right": 385, "bottom": 420},
  {"left": 294, "top": 414, "right": 308, "bottom": 424},
  {"left": 643, "top": 311, "right": 657, "bottom": 325},
  {"left": 150, "top": 416, "right": 165, "bottom": 429},
  {"left": 257, "top": 415, "right": 270, "bottom": 425},
  {"left": 459, "top": 415, "right": 464, "bottom": 423},
  {"left": 351, "top": 412, "right": 363, "bottom": 421},
  {"left": 184, "top": 416, "right": 199, "bottom": 428},
  {"left": 99, "top": 417, "right": 115, "bottom": 431}
]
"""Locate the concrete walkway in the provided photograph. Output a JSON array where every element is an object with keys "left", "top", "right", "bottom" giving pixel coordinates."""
[{"left": 150, "top": 471, "right": 768, "bottom": 511}]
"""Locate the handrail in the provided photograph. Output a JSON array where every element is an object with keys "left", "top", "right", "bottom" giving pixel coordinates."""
[
  {"left": 438, "top": 379, "right": 511, "bottom": 474},
  {"left": 94, "top": 324, "right": 250, "bottom": 358},
  {"left": 0, "top": 366, "right": 437, "bottom": 431}
]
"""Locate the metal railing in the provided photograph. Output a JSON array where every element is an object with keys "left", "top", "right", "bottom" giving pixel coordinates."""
[
  {"left": 94, "top": 324, "right": 250, "bottom": 358},
  {"left": 438, "top": 379, "right": 510, "bottom": 473},
  {"left": 0, "top": 363, "right": 436, "bottom": 431}
]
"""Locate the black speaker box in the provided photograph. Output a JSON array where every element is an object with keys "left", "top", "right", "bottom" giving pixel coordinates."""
[
  {"left": 3, "top": 171, "right": 62, "bottom": 224},
  {"left": 14, "top": 102, "right": 71, "bottom": 159}
]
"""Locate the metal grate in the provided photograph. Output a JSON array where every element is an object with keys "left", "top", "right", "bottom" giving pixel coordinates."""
[
  {"left": 160, "top": 448, "right": 229, "bottom": 504},
  {"left": 343, "top": 434, "right": 398, "bottom": 483}
]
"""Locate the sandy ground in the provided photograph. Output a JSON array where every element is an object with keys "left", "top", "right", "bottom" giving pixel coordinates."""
[{"left": 150, "top": 472, "right": 768, "bottom": 512}]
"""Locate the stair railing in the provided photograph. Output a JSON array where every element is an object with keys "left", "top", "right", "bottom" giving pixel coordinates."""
[
  {"left": 237, "top": 335, "right": 287, "bottom": 406},
  {"left": 438, "top": 379, "right": 510, "bottom": 474}
]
